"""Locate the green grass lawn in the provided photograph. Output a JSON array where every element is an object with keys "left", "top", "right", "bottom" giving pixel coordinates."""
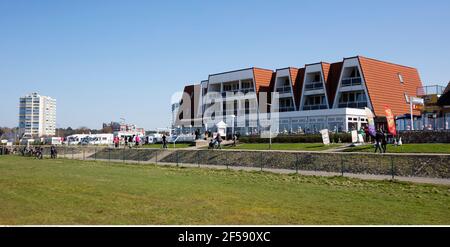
[
  {"left": 226, "top": 143, "right": 343, "bottom": 151},
  {"left": 141, "top": 143, "right": 193, "bottom": 149},
  {"left": 343, "top": 143, "right": 450, "bottom": 154},
  {"left": 1, "top": 156, "right": 449, "bottom": 225}
]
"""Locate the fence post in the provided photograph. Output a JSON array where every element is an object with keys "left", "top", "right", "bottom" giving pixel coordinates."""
[
  {"left": 341, "top": 155, "right": 344, "bottom": 177},
  {"left": 108, "top": 148, "right": 111, "bottom": 162},
  {"left": 72, "top": 148, "right": 74, "bottom": 160},
  {"left": 122, "top": 148, "right": 125, "bottom": 163},
  {"left": 155, "top": 150, "right": 158, "bottom": 164},
  {"left": 176, "top": 151, "right": 179, "bottom": 167},
  {"left": 197, "top": 151, "right": 200, "bottom": 168},
  {"left": 260, "top": 152, "right": 263, "bottom": 172},
  {"left": 94, "top": 147, "right": 97, "bottom": 160},
  {"left": 390, "top": 156, "right": 395, "bottom": 180},
  {"left": 295, "top": 153, "right": 299, "bottom": 174},
  {"left": 83, "top": 148, "right": 85, "bottom": 160}
]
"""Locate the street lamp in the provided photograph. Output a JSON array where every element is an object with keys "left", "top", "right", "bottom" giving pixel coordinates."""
[
  {"left": 267, "top": 103, "right": 273, "bottom": 150},
  {"left": 231, "top": 114, "right": 236, "bottom": 139}
]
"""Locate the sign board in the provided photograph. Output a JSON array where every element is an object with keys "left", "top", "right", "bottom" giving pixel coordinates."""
[
  {"left": 357, "top": 134, "right": 365, "bottom": 143},
  {"left": 413, "top": 104, "right": 423, "bottom": 110},
  {"left": 351, "top": 130, "right": 358, "bottom": 143},
  {"left": 364, "top": 107, "right": 376, "bottom": 137},
  {"left": 319, "top": 129, "right": 330, "bottom": 145},
  {"left": 215, "top": 121, "right": 227, "bottom": 137},
  {"left": 410, "top": 96, "right": 424, "bottom": 105},
  {"left": 384, "top": 106, "right": 397, "bottom": 136},
  {"left": 1, "top": 140, "right": 7, "bottom": 144}
]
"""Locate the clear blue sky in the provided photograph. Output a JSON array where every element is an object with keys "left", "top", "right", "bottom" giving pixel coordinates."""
[{"left": 1, "top": 0, "right": 449, "bottom": 129}]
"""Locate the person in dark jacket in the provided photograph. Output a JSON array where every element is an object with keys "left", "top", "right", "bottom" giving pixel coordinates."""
[
  {"left": 381, "top": 131, "right": 388, "bottom": 153},
  {"left": 162, "top": 134, "right": 167, "bottom": 149},
  {"left": 215, "top": 134, "right": 222, "bottom": 149},
  {"left": 374, "top": 129, "right": 383, "bottom": 154}
]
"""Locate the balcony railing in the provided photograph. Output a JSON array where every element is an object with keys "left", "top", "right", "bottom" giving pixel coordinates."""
[
  {"left": 304, "top": 82, "right": 324, "bottom": 91},
  {"left": 338, "top": 101, "right": 368, "bottom": 109},
  {"left": 221, "top": 89, "right": 256, "bottom": 97},
  {"left": 241, "top": 88, "right": 255, "bottom": 93},
  {"left": 302, "top": 104, "right": 327, "bottom": 110},
  {"left": 417, "top": 85, "right": 445, "bottom": 96},
  {"left": 276, "top": 86, "right": 292, "bottom": 94},
  {"left": 277, "top": 106, "right": 295, "bottom": 112},
  {"left": 341, "top": 77, "right": 362, "bottom": 87}
]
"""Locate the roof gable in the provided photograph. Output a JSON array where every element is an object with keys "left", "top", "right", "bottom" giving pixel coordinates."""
[{"left": 358, "top": 56, "right": 423, "bottom": 116}]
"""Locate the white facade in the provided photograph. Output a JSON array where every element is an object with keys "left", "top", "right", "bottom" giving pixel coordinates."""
[
  {"left": 277, "top": 108, "right": 368, "bottom": 134},
  {"left": 204, "top": 69, "right": 261, "bottom": 135},
  {"left": 19, "top": 92, "right": 56, "bottom": 137},
  {"left": 332, "top": 57, "right": 372, "bottom": 110}
]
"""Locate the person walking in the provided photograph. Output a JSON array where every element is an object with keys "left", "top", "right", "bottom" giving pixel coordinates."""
[
  {"left": 216, "top": 134, "right": 222, "bottom": 149},
  {"left": 381, "top": 130, "right": 388, "bottom": 153},
  {"left": 135, "top": 135, "right": 140, "bottom": 147},
  {"left": 114, "top": 136, "right": 119, "bottom": 148},
  {"left": 128, "top": 136, "right": 133, "bottom": 148},
  {"left": 50, "top": 145, "right": 57, "bottom": 159},
  {"left": 162, "top": 134, "right": 167, "bottom": 149},
  {"left": 374, "top": 129, "right": 383, "bottom": 154}
]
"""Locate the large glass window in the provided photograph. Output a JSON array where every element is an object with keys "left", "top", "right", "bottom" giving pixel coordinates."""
[
  {"left": 303, "top": 95, "right": 327, "bottom": 110},
  {"left": 341, "top": 67, "right": 362, "bottom": 87},
  {"left": 338, "top": 91, "right": 367, "bottom": 108}
]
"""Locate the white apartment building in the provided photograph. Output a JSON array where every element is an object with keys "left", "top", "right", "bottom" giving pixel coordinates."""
[
  {"left": 176, "top": 56, "right": 424, "bottom": 136},
  {"left": 19, "top": 92, "right": 57, "bottom": 137}
]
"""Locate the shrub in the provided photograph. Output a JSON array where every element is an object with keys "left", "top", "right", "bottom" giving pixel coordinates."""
[{"left": 239, "top": 133, "right": 352, "bottom": 143}]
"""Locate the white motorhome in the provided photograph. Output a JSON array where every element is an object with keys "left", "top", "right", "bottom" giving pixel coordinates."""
[
  {"left": 66, "top": 134, "right": 89, "bottom": 145},
  {"left": 88, "top": 134, "right": 114, "bottom": 145},
  {"left": 45, "top": 137, "right": 62, "bottom": 145}
]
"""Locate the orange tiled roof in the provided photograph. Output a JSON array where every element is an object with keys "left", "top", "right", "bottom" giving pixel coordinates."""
[
  {"left": 358, "top": 56, "right": 423, "bottom": 116},
  {"left": 288, "top": 68, "right": 303, "bottom": 110},
  {"left": 325, "top": 62, "right": 343, "bottom": 108},
  {"left": 253, "top": 68, "right": 275, "bottom": 107}
]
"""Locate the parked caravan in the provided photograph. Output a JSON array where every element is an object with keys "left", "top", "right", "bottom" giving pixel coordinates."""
[
  {"left": 89, "top": 134, "right": 114, "bottom": 145},
  {"left": 66, "top": 134, "right": 89, "bottom": 145},
  {"left": 44, "top": 137, "right": 62, "bottom": 145}
]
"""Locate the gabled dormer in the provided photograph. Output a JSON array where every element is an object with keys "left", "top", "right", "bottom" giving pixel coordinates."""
[
  {"left": 332, "top": 57, "right": 372, "bottom": 110},
  {"left": 272, "top": 68, "right": 298, "bottom": 112},
  {"left": 299, "top": 62, "right": 330, "bottom": 111}
]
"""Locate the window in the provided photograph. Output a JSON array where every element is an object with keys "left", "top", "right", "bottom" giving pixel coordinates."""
[
  {"left": 398, "top": 73, "right": 404, "bottom": 84},
  {"left": 314, "top": 74, "right": 321, "bottom": 82},
  {"left": 350, "top": 68, "right": 360, "bottom": 78},
  {"left": 241, "top": 79, "right": 254, "bottom": 90}
]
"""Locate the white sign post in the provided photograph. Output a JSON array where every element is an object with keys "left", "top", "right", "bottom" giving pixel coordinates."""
[
  {"left": 320, "top": 129, "right": 330, "bottom": 145},
  {"left": 409, "top": 96, "right": 424, "bottom": 131},
  {"left": 351, "top": 130, "right": 358, "bottom": 143}
]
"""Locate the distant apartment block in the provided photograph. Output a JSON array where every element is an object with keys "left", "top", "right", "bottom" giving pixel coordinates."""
[
  {"left": 19, "top": 92, "right": 56, "bottom": 137},
  {"left": 175, "top": 56, "right": 424, "bottom": 135}
]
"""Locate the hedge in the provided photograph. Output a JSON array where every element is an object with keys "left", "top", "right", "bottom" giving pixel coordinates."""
[{"left": 238, "top": 133, "right": 352, "bottom": 143}]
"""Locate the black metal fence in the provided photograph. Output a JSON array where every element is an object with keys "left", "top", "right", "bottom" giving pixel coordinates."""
[{"left": 2, "top": 145, "right": 449, "bottom": 179}]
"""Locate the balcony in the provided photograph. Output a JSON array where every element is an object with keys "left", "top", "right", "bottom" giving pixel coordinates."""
[
  {"left": 304, "top": 82, "right": 324, "bottom": 91},
  {"left": 338, "top": 101, "right": 368, "bottom": 108},
  {"left": 277, "top": 106, "right": 295, "bottom": 112},
  {"left": 302, "top": 104, "right": 327, "bottom": 110},
  {"left": 341, "top": 77, "right": 362, "bottom": 87},
  {"left": 276, "top": 86, "right": 292, "bottom": 94},
  {"left": 241, "top": 87, "right": 255, "bottom": 93},
  {"left": 417, "top": 85, "right": 445, "bottom": 96}
]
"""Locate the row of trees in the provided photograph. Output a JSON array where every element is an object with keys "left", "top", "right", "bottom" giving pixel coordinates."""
[{"left": 0, "top": 126, "right": 113, "bottom": 140}]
